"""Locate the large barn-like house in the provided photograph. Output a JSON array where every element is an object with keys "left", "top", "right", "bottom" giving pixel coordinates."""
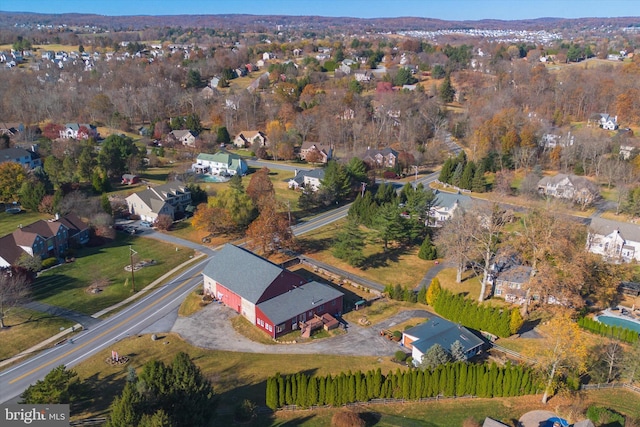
[{"left": 202, "top": 244, "right": 344, "bottom": 338}]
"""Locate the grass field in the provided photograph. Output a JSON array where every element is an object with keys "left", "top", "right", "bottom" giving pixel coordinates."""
[
  {"left": 0, "top": 210, "right": 49, "bottom": 238},
  {"left": 298, "top": 218, "right": 435, "bottom": 289},
  {"left": 0, "top": 308, "right": 73, "bottom": 362},
  {"left": 32, "top": 234, "right": 195, "bottom": 315},
  {"left": 68, "top": 333, "right": 640, "bottom": 426}
]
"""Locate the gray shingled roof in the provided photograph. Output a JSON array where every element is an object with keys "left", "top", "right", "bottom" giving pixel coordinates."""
[
  {"left": 257, "top": 281, "right": 343, "bottom": 325},
  {"left": 433, "top": 190, "right": 473, "bottom": 210},
  {"left": 202, "top": 244, "right": 287, "bottom": 304},
  {"left": 405, "top": 316, "right": 483, "bottom": 355},
  {"left": 0, "top": 147, "right": 31, "bottom": 164},
  {"left": 590, "top": 217, "right": 640, "bottom": 243}
]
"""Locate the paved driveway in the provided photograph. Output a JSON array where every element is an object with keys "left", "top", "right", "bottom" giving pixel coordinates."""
[{"left": 171, "top": 303, "right": 430, "bottom": 356}]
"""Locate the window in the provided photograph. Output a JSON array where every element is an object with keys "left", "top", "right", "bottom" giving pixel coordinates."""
[
  {"left": 317, "top": 304, "right": 324, "bottom": 312},
  {"left": 332, "top": 300, "right": 336, "bottom": 306},
  {"left": 268, "top": 325, "right": 272, "bottom": 332},
  {"left": 276, "top": 324, "right": 284, "bottom": 333}
]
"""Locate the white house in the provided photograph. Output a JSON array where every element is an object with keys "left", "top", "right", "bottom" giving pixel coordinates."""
[
  {"left": 0, "top": 147, "right": 41, "bottom": 170},
  {"left": 427, "top": 190, "right": 473, "bottom": 227},
  {"left": 191, "top": 152, "right": 248, "bottom": 176},
  {"left": 288, "top": 169, "right": 325, "bottom": 191},
  {"left": 59, "top": 123, "right": 97, "bottom": 140},
  {"left": 588, "top": 217, "right": 640, "bottom": 263},
  {"left": 589, "top": 113, "right": 619, "bottom": 130}
]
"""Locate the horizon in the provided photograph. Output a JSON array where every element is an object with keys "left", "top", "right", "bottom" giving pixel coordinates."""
[{"left": 2, "top": 0, "right": 640, "bottom": 21}]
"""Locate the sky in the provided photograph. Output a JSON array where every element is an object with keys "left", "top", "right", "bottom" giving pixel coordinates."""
[{"left": 1, "top": 0, "right": 640, "bottom": 21}]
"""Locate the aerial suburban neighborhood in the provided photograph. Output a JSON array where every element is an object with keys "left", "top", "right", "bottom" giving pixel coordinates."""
[{"left": 0, "top": 3, "right": 640, "bottom": 427}]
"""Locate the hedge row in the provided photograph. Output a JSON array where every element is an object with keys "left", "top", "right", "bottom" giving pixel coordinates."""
[
  {"left": 433, "top": 289, "right": 519, "bottom": 338},
  {"left": 577, "top": 317, "right": 639, "bottom": 343},
  {"left": 266, "top": 362, "right": 537, "bottom": 410}
]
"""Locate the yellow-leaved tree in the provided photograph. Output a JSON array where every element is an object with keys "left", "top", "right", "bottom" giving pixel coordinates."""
[{"left": 527, "top": 308, "right": 588, "bottom": 403}]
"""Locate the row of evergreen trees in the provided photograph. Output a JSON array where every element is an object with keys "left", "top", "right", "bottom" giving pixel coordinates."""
[
  {"left": 432, "top": 288, "right": 522, "bottom": 338},
  {"left": 438, "top": 151, "right": 487, "bottom": 192},
  {"left": 265, "top": 362, "right": 537, "bottom": 410},
  {"left": 384, "top": 279, "right": 522, "bottom": 338},
  {"left": 577, "top": 316, "right": 639, "bottom": 343}
]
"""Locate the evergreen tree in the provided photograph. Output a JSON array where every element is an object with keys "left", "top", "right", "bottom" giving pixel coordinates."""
[
  {"left": 374, "top": 203, "right": 408, "bottom": 250},
  {"left": 307, "top": 376, "right": 318, "bottom": 407},
  {"left": 320, "top": 160, "right": 351, "bottom": 204},
  {"left": 450, "top": 340, "right": 466, "bottom": 362},
  {"left": 418, "top": 234, "right": 438, "bottom": 260},
  {"left": 420, "top": 344, "right": 452, "bottom": 369},
  {"left": 439, "top": 73, "right": 456, "bottom": 103},
  {"left": 216, "top": 126, "right": 231, "bottom": 144},
  {"left": 21, "top": 365, "right": 81, "bottom": 406},
  {"left": 459, "top": 161, "right": 475, "bottom": 190},
  {"left": 471, "top": 164, "right": 487, "bottom": 193},
  {"left": 332, "top": 217, "right": 366, "bottom": 267},
  {"left": 266, "top": 377, "right": 279, "bottom": 410},
  {"left": 509, "top": 309, "right": 524, "bottom": 335},
  {"left": 417, "top": 285, "right": 427, "bottom": 305},
  {"left": 106, "top": 383, "right": 142, "bottom": 427},
  {"left": 439, "top": 157, "right": 454, "bottom": 184},
  {"left": 426, "top": 277, "right": 442, "bottom": 306}
]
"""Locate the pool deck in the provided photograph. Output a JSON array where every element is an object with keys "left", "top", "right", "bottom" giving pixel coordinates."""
[{"left": 598, "top": 308, "right": 640, "bottom": 326}]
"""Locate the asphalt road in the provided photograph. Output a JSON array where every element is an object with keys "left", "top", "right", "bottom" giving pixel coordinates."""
[{"left": 0, "top": 255, "right": 211, "bottom": 404}]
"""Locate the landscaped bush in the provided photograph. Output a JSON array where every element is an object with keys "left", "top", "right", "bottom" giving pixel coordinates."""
[
  {"left": 265, "top": 362, "right": 537, "bottom": 409},
  {"left": 41, "top": 257, "right": 59, "bottom": 269},
  {"left": 577, "top": 316, "right": 638, "bottom": 343},
  {"left": 586, "top": 406, "right": 625, "bottom": 427},
  {"left": 432, "top": 289, "right": 516, "bottom": 338},
  {"left": 394, "top": 350, "right": 407, "bottom": 362},
  {"left": 331, "top": 410, "right": 366, "bottom": 427}
]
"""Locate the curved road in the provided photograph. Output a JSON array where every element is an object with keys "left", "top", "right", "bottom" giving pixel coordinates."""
[
  {"left": 0, "top": 168, "right": 444, "bottom": 405},
  {"left": 0, "top": 253, "right": 212, "bottom": 404}
]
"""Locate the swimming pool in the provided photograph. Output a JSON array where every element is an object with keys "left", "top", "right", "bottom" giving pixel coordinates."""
[
  {"left": 596, "top": 315, "right": 640, "bottom": 334},
  {"left": 198, "top": 174, "right": 229, "bottom": 183}
]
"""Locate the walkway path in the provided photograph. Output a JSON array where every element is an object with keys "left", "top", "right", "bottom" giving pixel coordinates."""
[{"left": 23, "top": 301, "right": 101, "bottom": 329}]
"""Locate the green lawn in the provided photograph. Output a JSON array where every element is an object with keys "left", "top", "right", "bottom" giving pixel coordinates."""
[
  {"left": 298, "top": 218, "right": 435, "bottom": 289},
  {"left": 69, "top": 334, "right": 640, "bottom": 425},
  {"left": 0, "top": 308, "right": 73, "bottom": 362},
  {"left": 32, "top": 234, "right": 195, "bottom": 315},
  {"left": 0, "top": 210, "right": 49, "bottom": 238}
]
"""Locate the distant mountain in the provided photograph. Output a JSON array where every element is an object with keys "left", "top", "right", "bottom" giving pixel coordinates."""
[{"left": 0, "top": 11, "right": 638, "bottom": 31}]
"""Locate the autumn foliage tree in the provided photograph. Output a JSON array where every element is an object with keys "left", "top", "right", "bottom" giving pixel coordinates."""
[
  {"left": 246, "top": 198, "right": 295, "bottom": 256},
  {"left": 191, "top": 203, "right": 235, "bottom": 236},
  {"left": 527, "top": 309, "right": 588, "bottom": 404},
  {"left": 246, "top": 167, "right": 275, "bottom": 209}
]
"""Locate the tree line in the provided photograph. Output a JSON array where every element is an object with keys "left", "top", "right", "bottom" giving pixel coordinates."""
[
  {"left": 385, "top": 278, "right": 523, "bottom": 338},
  {"left": 577, "top": 316, "right": 639, "bottom": 344},
  {"left": 265, "top": 362, "right": 537, "bottom": 410}
]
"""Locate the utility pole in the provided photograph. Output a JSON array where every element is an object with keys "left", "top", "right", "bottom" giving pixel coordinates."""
[
  {"left": 286, "top": 200, "right": 291, "bottom": 226},
  {"left": 413, "top": 165, "right": 418, "bottom": 182},
  {"left": 129, "top": 245, "right": 137, "bottom": 293}
]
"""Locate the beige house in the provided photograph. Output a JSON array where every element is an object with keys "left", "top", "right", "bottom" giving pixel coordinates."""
[
  {"left": 234, "top": 131, "right": 267, "bottom": 148},
  {"left": 299, "top": 142, "right": 332, "bottom": 164},
  {"left": 125, "top": 180, "right": 191, "bottom": 222},
  {"left": 169, "top": 130, "right": 196, "bottom": 147}
]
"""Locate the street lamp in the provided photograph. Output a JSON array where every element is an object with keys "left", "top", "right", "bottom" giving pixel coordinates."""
[{"left": 129, "top": 246, "right": 137, "bottom": 293}]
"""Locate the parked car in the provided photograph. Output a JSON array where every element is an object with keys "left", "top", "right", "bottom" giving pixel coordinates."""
[{"left": 140, "top": 221, "right": 153, "bottom": 228}]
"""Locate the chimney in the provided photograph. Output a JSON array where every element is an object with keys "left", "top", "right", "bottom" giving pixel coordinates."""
[{"left": 55, "top": 212, "right": 60, "bottom": 220}]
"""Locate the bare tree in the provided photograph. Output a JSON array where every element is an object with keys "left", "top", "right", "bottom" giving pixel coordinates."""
[
  {"left": 0, "top": 268, "right": 32, "bottom": 328},
  {"left": 433, "top": 207, "right": 478, "bottom": 283},
  {"left": 469, "top": 203, "right": 509, "bottom": 301}
]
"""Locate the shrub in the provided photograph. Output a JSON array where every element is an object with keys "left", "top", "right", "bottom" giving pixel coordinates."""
[
  {"left": 394, "top": 351, "right": 408, "bottom": 362},
  {"left": 42, "top": 257, "right": 59, "bottom": 269},
  {"left": 586, "top": 406, "right": 625, "bottom": 427},
  {"left": 195, "top": 288, "right": 204, "bottom": 296},
  {"left": 129, "top": 214, "right": 140, "bottom": 220},
  {"left": 331, "top": 410, "right": 366, "bottom": 427},
  {"left": 392, "top": 330, "right": 402, "bottom": 340},
  {"left": 234, "top": 399, "right": 257, "bottom": 422}
]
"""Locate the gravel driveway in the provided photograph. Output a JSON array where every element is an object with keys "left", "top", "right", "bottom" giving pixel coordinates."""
[{"left": 172, "top": 303, "right": 430, "bottom": 356}]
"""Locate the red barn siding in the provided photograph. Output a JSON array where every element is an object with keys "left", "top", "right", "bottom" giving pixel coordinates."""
[
  {"left": 256, "top": 270, "right": 307, "bottom": 303},
  {"left": 216, "top": 283, "right": 242, "bottom": 313},
  {"left": 255, "top": 307, "right": 276, "bottom": 338}
]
